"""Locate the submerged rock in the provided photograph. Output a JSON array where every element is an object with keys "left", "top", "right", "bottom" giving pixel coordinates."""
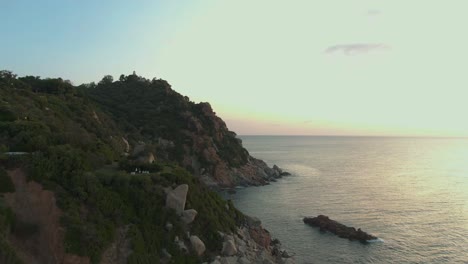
[{"left": 303, "top": 215, "right": 377, "bottom": 242}]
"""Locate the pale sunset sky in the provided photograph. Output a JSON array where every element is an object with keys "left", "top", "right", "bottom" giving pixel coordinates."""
[{"left": 2, "top": 1, "right": 468, "bottom": 136}]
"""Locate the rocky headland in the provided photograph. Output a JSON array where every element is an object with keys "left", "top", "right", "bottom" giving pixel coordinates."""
[{"left": 0, "top": 71, "right": 294, "bottom": 263}]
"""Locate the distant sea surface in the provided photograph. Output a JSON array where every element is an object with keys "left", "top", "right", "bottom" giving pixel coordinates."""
[{"left": 229, "top": 136, "right": 468, "bottom": 263}]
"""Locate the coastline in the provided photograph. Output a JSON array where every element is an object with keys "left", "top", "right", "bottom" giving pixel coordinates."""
[{"left": 214, "top": 164, "right": 295, "bottom": 264}]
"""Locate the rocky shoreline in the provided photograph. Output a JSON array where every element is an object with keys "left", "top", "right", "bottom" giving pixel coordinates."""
[
  {"left": 166, "top": 183, "right": 295, "bottom": 264},
  {"left": 205, "top": 216, "right": 294, "bottom": 264}
]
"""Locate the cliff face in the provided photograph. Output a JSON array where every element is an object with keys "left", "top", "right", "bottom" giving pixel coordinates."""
[{"left": 179, "top": 102, "right": 283, "bottom": 187}]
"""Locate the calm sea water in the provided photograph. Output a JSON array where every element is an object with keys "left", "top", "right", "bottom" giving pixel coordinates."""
[{"left": 229, "top": 136, "right": 468, "bottom": 264}]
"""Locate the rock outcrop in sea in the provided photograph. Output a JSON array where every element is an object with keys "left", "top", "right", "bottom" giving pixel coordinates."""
[{"left": 303, "top": 215, "right": 377, "bottom": 242}]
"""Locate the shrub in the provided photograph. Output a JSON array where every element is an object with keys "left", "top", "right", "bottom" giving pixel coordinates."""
[{"left": 0, "top": 168, "right": 14, "bottom": 193}]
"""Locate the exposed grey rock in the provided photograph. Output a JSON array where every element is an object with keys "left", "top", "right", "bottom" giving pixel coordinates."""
[
  {"left": 273, "top": 165, "right": 282, "bottom": 173},
  {"left": 181, "top": 209, "right": 198, "bottom": 224},
  {"left": 121, "top": 137, "right": 130, "bottom": 153},
  {"left": 190, "top": 235, "right": 206, "bottom": 256},
  {"left": 220, "top": 256, "right": 237, "bottom": 264},
  {"left": 161, "top": 248, "right": 172, "bottom": 259},
  {"left": 235, "top": 236, "right": 246, "bottom": 247},
  {"left": 221, "top": 240, "right": 237, "bottom": 256},
  {"left": 224, "top": 235, "right": 234, "bottom": 242},
  {"left": 175, "top": 236, "right": 188, "bottom": 253},
  {"left": 281, "top": 258, "right": 295, "bottom": 264},
  {"left": 165, "top": 222, "right": 173, "bottom": 231},
  {"left": 245, "top": 216, "right": 261, "bottom": 227},
  {"left": 237, "top": 244, "right": 247, "bottom": 257},
  {"left": 165, "top": 184, "right": 189, "bottom": 214},
  {"left": 237, "top": 257, "right": 251, "bottom": 264}
]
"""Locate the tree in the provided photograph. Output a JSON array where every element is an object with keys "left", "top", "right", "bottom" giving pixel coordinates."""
[
  {"left": 0, "top": 70, "right": 17, "bottom": 81},
  {"left": 98, "top": 75, "right": 114, "bottom": 86},
  {"left": 0, "top": 70, "right": 17, "bottom": 88}
]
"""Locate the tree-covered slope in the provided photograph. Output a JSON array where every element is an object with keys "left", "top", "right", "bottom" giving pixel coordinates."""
[
  {"left": 85, "top": 73, "right": 284, "bottom": 187},
  {"left": 86, "top": 73, "right": 250, "bottom": 173}
]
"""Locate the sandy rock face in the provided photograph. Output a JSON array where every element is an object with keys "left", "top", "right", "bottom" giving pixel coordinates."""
[
  {"left": 99, "top": 226, "right": 131, "bottom": 264},
  {"left": 4, "top": 169, "right": 90, "bottom": 264}
]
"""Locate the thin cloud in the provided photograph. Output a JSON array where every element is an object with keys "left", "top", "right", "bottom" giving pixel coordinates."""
[
  {"left": 366, "top": 9, "right": 382, "bottom": 16},
  {"left": 324, "top": 43, "right": 390, "bottom": 55}
]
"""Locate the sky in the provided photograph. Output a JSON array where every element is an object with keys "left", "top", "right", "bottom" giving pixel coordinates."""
[{"left": 2, "top": 0, "right": 468, "bottom": 136}]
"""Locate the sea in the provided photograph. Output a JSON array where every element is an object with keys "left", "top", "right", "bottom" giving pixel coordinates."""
[{"left": 228, "top": 136, "right": 468, "bottom": 264}]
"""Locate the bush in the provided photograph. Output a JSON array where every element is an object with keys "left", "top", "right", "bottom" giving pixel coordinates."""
[{"left": 0, "top": 168, "right": 14, "bottom": 193}]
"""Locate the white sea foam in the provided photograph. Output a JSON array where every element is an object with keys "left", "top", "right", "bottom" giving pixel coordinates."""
[{"left": 367, "top": 238, "right": 384, "bottom": 243}]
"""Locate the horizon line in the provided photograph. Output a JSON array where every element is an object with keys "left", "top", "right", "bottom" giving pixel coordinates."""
[{"left": 237, "top": 134, "right": 468, "bottom": 139}]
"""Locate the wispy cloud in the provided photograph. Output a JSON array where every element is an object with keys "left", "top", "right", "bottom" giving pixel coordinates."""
[
  {"left": 366, "top": 9, "right": 382, "bottom": 16},
  {"left": 324, "top": 43, "right": 390, "bottom": 55}
]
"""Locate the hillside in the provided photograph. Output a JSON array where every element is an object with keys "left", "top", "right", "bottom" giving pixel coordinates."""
[
  {"left": 86, "top": 73, "right": 286, "bottom": 187},
  {"left": 0, "top": 71, "right": 292, "bottom": 264}
]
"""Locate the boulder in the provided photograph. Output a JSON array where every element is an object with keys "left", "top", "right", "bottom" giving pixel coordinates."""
[
  {"left": 245, "top": 216, "right": 261, "bottom": 228},
  {"left": 166, "top": 184, "right": 189, "bottom": 214},
  {"left": 220, "top": 256, "right": 237, "bottom": 264},
  {"left": 303, "top": 215, "right": 377, "bottom": 242},
  {"left": 248, "top": 227, "right": 271, "bottom": 249},
  {"left": 175, "top": 236, "right": 188, "bottom": 253},
  {"left": 281, "top": 258, "right": 295, "bottom": 264},
  {"left": 190, "top": 235, "right": 206, "bottom": 256},
  {"left": 161, "top": 248, "right": 172, "bottom": 259},
  {"left": 165, "top": 222, "right": 173, "bottom": 231},
  {"left": 273, "top": 164, "right": 283, "bottom": 176},
  {"left": 121, "top": 137, "right": 130, "bottom": 153},
  {"left": 237, "top": 256, "right": 251, "bottom": 264},
  {"left": 221, "top": 240, "right": 237, "bottom": 256},
  {"left": 181, "top": 209, "right": 198, "bottom": 224}
]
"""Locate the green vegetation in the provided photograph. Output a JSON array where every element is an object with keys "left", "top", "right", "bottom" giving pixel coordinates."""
[
  {"left": 87, "top": 73, "right": 249, "bottom": 167},
  {"left": 0, "top": 198, "right": 22, "bottom": 264},
  {"left": 0, "top": 168, "right": 14, "bottom": 193},
  {"left": 0, "top": 70, "right": 247, "bottom": 263}
]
